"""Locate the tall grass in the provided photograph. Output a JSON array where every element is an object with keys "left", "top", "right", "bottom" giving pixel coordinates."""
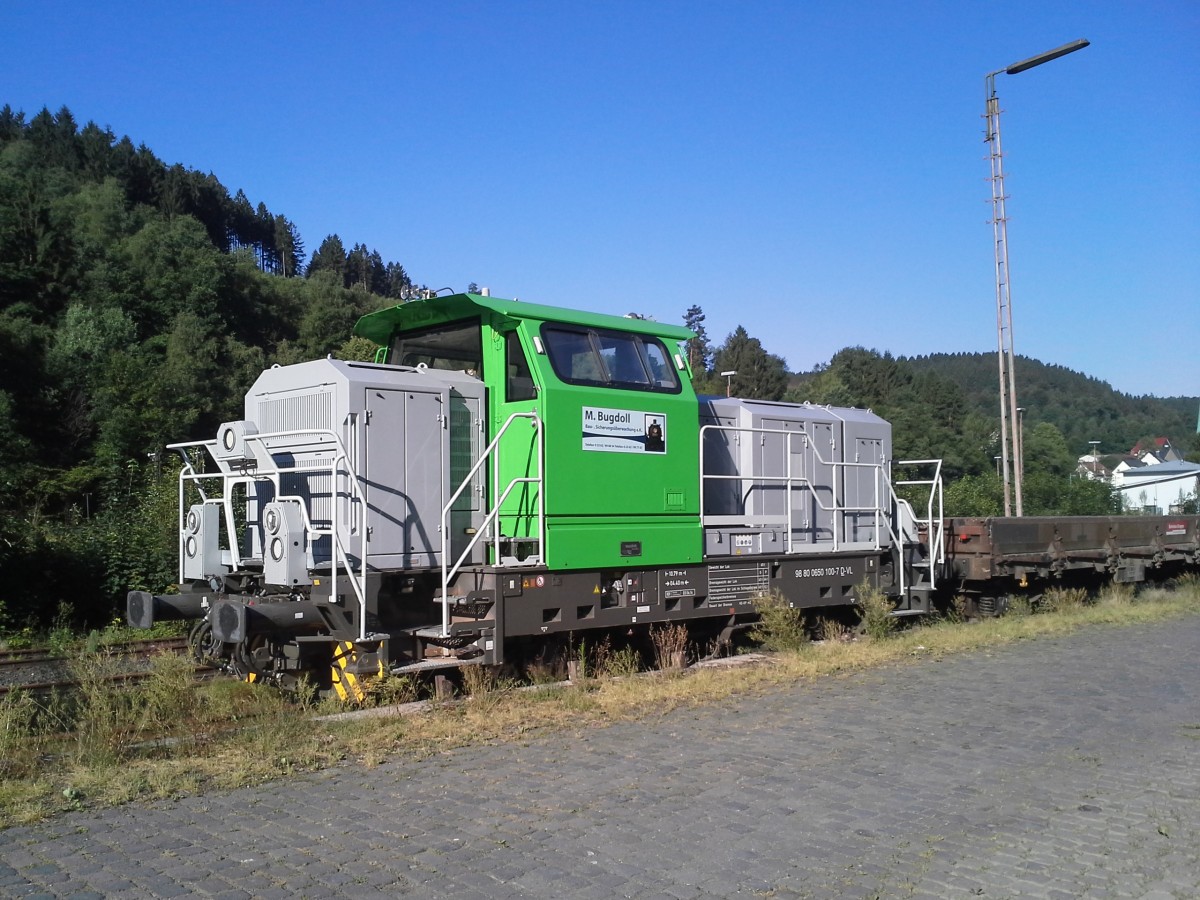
[
  {"left": 1, "top": 574, "right": 1197, "bottom": 825},
  {"left": 67, "top": 652, "right": 143, "bottom": 767},
  {"left": 1039, "top": 586, "right": 1088, "bottom": 614},
  {"left": 1097, "top": 582, "right": 1135, "bottom": 607},
  {"left": 0, "top": 690, "right": 40, "bottom": 779}
]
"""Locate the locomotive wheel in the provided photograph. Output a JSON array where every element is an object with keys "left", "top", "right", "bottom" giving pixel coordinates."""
[
  {"left": 230, "top": 635, "right": 275, "bottom": 680},
  {"left": 187, "top": 619, "right": 222, "bottom": 662}
]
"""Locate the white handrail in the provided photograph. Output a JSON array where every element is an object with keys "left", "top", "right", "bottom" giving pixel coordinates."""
[
  {"left": 439, "top": 412, "right": 544, "bottom": 638},
  {"left": 699, "top": 423, "right": 887, "bottom": 553},
  {"left": 888, "top": 458, "right": 946, "bottom": 597},
  {"left": 169, "top": 423, "right": 375, "bottom": 642}
]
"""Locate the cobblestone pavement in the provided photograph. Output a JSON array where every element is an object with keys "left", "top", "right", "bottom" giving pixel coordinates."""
[{"left": 2, "top": 616, "right": 1199, "bottom": 899}]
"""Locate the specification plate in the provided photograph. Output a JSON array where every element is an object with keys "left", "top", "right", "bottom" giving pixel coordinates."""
[
  {"left": 708, "top": 561, "right": 770, "bottom": 603},
  {"left": 660, "top": 566, "right": 706, "bottom": 599}
]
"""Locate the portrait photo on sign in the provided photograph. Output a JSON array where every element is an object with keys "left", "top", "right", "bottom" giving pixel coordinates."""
[{"left": 644, "top": 414, "right": 666, "bottom": 452}]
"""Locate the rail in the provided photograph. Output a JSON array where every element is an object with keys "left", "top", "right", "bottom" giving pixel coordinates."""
[
  {"left": 438, "top": 412, "right": 545, "bottom": 638},
  {"left": 699, "top": 423, "right": 888, "bottom": 553},
  {"left": 168, "top": 423, "right": 375, "bottom": 643}
]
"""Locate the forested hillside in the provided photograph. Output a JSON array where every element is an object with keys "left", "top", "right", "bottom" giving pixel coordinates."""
[
  {"left": 783, "top": 345, "right": 1196, "bottom": 520},
  {"left": 904, "top": 353, "right": 1198, "bottom": 459},
  {"left": 0, "top": 105, "right": 419, "bottom": 629}
]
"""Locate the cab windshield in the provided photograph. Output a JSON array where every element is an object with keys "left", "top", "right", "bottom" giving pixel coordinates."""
[{"left": 388, "top": 319, "right": 483, "bottom": 377}]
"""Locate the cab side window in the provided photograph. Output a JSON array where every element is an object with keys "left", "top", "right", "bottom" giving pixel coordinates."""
[
  {"left": 505, "top": 331, "right": 538, "bottom": 401},
  {"left": 544, "top": 328, "right": 601, "bottom": 382},
  {"left": 542, "top": 324, "right": 680, "bottom": 393}
]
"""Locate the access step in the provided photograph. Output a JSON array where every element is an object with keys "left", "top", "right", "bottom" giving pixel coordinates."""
[{"left": 390, "top": 657, "right": 481, "bottom": 675}]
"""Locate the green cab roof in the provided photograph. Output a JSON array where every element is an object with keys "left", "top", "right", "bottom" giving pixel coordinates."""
[{"left": 354, "top": 293, "right": 696, "bottom": 346}]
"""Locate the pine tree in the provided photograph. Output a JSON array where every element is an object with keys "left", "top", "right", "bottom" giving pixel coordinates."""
[
  {"left": 384, "top": 261, "right": 411, "bottom": 299},
  {"left": 683, "top": 304, "right": 711, "bottom": 375},
  {"left": 712, "top": 326, "right": 789, "bottom": 401},
  {"left": 273, "top": 215, "right": 305, "bottom": 277},
  {"left": 307, "top": 234, "right": 347, "bottom": 283}
]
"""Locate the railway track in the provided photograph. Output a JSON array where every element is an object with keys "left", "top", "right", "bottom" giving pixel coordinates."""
[{"left": 0, "top": 637, "right": 193, "bottom": 697}]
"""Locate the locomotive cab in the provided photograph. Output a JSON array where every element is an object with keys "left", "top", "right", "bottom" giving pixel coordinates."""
[{"left": 355, "top": 293, "right": 703, "bottom": 573}]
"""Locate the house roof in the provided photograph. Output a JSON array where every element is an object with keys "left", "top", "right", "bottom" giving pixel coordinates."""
[{"left": 1119, "top": 460, "right": 1200, "bottom": 480}]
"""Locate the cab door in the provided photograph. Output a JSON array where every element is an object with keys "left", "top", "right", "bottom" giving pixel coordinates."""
[{"left": 488, "top": 327, "right": 544, "bottom": 559}]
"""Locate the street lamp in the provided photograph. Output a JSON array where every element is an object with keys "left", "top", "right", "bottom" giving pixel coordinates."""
[
  {"left": 720, "top": 370, "right": 737, "bottom": 398},
  {"left": 985, "top": 38, "right": 1089, "bottom": 518}
]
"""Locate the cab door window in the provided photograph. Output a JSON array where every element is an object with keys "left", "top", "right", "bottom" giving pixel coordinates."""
[{"left": 505, "top": 331, "right": 537, "bottom": 401}]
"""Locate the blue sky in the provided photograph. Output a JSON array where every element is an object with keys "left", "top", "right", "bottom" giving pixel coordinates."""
[{"left": 3, "top": 1, "right": 1197, "bottom": 400}]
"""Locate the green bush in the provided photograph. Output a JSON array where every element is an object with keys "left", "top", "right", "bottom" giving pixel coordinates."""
[
  {"left": 856, "top": 580, "right": 896, "bottom": 640},
  {"left": 750, "top": 590, "right": 808, "bottom": 652}
]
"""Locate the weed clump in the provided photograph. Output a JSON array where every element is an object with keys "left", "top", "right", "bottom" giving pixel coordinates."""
[
  {"left": 0, "top": 690, "right": 40, "bottom": 779},
  {"left": 1005, "top": 596, "right": 1033, "bottom": 617},
  {"left": 1097, "top": 583, "right": 1135, "bottom": 607},
  {"left": 943, "top": 595, "right": 968, "bottom": 624},
  {"left": 750, "top": 591, "right": 808, "bottom": 652},
  {"left": 818, "top": 617, "right": 852, "bottom": 643},
  {"left": 650, "top": 623, "right": 689, "bottom": 671},
  {"left": 363, "top": 674, "right": 420, "bottom": 706},
  {"left": 1171, "top": 571, "right": 1200, "bottom": 595},
  {"left": 67, "top": 651, "right": 143, "bottom": 767},
  {"left": 460, "top": 665, "right": 522, "bottom": 711},
  {"left": 601, "top": 646, "right": 641, "bottom": 679},
  {"left": 856, "top": 580, "right": 897, "bottom": 640},
  {"left": 564, "top": 634, "right": 637, "bottom": 682},
  {"left": 1039, "top": 586, "right": 1088, "bottom": 614}
]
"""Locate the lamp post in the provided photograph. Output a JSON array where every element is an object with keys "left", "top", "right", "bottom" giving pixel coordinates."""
[
  {"left": 1088, "top": 440, "right": 1101, "bottom": 478},
  {"left": 721, "top": 370, "right": 737, "bottom": 398},
  {"left": 985, "top": 38, "right": 1089, "bottom": 517}
]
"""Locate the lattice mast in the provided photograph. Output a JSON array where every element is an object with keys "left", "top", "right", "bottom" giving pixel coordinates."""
[{"left": 985, "top": 70, "right": 1023, "bottom": 517}]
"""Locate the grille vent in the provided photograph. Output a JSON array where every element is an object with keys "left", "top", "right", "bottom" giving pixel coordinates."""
[
  {"left": 257, "top": 391, "right": 333, "bottom": 436},
  {"left": 449, "top": 396, "right": 479, "bottom": 511}
]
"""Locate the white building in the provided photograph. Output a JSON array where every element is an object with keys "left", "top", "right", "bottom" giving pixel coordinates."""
[{"left": 1115, "top": 460, "right": 1200, "bottom": 514}]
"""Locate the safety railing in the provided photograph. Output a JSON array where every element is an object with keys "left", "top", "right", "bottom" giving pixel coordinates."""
[
  {"left": 699, "top": 424, "right": 888, "bottom": 553},
  {"left": 168, "top": 422, "right": 375, "bottom": 643},
  {"left": 438, "top": 412, "right": 545, "bottom": 638},
  {"left": 887, "top": 458, "right": 945, "bottom": 597}
]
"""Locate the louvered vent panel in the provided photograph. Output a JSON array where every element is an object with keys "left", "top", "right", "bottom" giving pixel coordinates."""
[
  {"left": 280, "top": 457, "right": 334, "bottom": 526},
  {"left": 257, "top": 391, "right": 333, "bottom": 436},
  {"left": 282, "top": 456, "right": 335, "bottom": 563},
  {"left": 449, "top": 396, "right": 479, "bottom": 511}
]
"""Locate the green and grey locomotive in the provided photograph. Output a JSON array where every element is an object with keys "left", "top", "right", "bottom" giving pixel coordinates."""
[{"left": 126, "top": 292, "right": 1197, "bottom": 697}]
